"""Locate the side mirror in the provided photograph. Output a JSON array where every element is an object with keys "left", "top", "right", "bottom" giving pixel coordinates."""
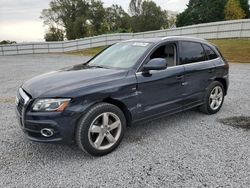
[{"left": 142, "top": 58, "right": 167, "bottom": 72}]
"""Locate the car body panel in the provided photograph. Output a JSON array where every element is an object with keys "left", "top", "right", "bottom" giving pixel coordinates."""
[
  {"left": 135, "top": 66, "right": 185, "bottom": 120},
  {"left": 15, "top": 36, "right": 229, "bottom": 143},
  {"left": 22, "top": 64, "right": 129, "bottom": 98},
  {"left": 182, "top": 60, "right": 217, "bottom": 108}
]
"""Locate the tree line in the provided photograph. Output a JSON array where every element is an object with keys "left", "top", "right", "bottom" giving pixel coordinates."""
[
  {"left": 41, "top": 0, "right": 170, "bottom": 41},
  {"left": 41, "top": 0, "right": 250, "bottom": 41},
  {"left": 0, "top": 40, "right": 16, "bottom": 45},
  {"left": 176, "top": 0, "right": 250, "bottom": 27}
]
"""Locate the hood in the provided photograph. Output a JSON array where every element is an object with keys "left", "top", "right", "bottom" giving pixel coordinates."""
[{"left": 22, "top": 64, "right": 128, "bottom": 98}]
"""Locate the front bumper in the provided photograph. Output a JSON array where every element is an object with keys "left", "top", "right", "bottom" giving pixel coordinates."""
[
  {"left": 17, "top": 112, "right": 60, "bottom": 142},
  {"left": 15, "top": 89, "right": 79, "bottom": 144}
]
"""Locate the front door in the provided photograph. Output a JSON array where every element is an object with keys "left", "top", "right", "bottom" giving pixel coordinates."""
[{"left": 135, "top": 42, "right": 185, "bottom": 120}]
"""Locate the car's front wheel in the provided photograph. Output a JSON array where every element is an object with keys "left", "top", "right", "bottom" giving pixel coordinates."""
[
  {"left": 76, "top": 103, "right": 126, "bottom": 156},
  {"left": 200, "top": 81, "right": 225, "bottom": 114}
]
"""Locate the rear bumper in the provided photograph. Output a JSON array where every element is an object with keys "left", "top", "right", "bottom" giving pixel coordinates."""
[{"left": 223, "top": 74, "right": 229, "bottom": 95}]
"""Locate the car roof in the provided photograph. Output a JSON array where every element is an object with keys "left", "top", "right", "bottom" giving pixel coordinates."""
[{"left": 126, "top": 36, "right": 208, "bottom": 44}]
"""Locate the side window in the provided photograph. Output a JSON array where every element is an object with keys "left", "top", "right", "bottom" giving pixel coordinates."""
[
  {"left": 180, "top": 42, "right": 206, "bottom": 65},
  {"left": 150, "top": 44, "right": 176, "bottom": 67},
  {"left": 203, "top": 44, "right": 218, "bottom": 60}
]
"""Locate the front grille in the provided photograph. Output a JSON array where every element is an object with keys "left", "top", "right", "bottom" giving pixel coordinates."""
[
  {"left": 16, "top": 88, "right": 30, "bottom": 115},
  {"left": 17, "top": 93, "right": 25, "bottom": 114}
]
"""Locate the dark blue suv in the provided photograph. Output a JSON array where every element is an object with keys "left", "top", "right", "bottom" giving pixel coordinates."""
[{"left": 16, "top": 37, "right": 229, "bottom": 156}]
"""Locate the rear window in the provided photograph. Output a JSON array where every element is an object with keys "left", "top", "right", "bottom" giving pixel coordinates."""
[
  {"left": 203, "top": 44, "right": 218, "bottom": 60},
  {"left": 180, "top": 42, "right": 206, "bottom": 64}
]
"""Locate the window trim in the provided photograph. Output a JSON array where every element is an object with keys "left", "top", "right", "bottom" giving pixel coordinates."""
[
  {"left": 136, "top": 41, "right": 179, "bottom": 72},
  {"left": 202, "top": 43, "right": 219, "bottom": 60},
  {"left": 136, "top": 40, "right": 222, "bottom": 73},
  {"left": 178, "top": 41, "right": 207, "bottom": 66},
  {"left": 136, "top": 57, "right": 220, "bottom": 76}
]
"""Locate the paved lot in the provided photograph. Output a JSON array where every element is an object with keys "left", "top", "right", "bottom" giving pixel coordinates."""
[{"left": 0, "top": 54, "right": 250, "bottom": 187}]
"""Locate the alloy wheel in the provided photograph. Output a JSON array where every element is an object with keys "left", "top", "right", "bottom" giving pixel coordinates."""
[
  {"left": 88, "top": 112, "right": 122, "bottom": 150},
  {"left": 209, "top": 86, "right": 223, "bottom": 110}
]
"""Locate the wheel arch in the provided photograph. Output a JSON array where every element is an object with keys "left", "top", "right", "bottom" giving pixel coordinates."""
[
  {"left": 102, "top": 97, "right": 132, "bottom": 127},
  {"left": 214, "top": 77, "right": 228, "bottom": 95}
]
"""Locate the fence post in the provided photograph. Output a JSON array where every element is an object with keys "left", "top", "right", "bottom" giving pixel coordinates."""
[
  {"left": 105, "top": 34, "right": 108, "bottom": 46},
  {"left": 76, "top": 40, "right": 79, "bottom": 51},
  {"left": 16, "top": 44, "right": 19, "bottom": 55},
  {"left": 1, "top": 45, "right": 3, "bottom": 56},
  {"left": 216, "top": 23, "right": 219, "bottom": 39},
  {"left": 47, "top": 43, "right": 50, "bottom": 53},
  {"left": 240, "top": 20, "right": 243, "bottom": 38},
  {"left": 62, "top": 41, "right": 65, "bottom": 52}
]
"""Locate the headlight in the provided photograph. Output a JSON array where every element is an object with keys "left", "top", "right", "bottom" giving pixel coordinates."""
[{"left": 32, "top": 98, "right": 71, "bottom": 112}]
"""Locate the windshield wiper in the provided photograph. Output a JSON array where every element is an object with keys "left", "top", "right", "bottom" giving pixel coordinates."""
[{"left": 87, "top": 65, "right": 109, "bottom": 69}]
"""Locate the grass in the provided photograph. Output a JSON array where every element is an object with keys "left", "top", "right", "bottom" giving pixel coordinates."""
[
  {"left": 209, "top": 39, "right": 250, "bottom": 63},
  {"left": 65, "top": 39, "right": 250, "bottom": 63},
  {"left": 64, "top": 46, "right": 106, "bottom": 57}
]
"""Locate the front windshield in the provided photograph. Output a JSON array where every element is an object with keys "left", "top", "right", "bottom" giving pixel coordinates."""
[{"left": 88, "top": 41, "right": 152, "bottom": 69}]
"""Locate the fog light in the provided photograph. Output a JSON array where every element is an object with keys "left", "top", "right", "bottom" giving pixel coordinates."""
[{"left": 41, "top": 128, "right": 54, "bottom": 137}]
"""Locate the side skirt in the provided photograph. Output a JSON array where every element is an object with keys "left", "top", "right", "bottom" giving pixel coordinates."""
[{"left": 132, "top": 102, "right": 204, "bottom": 125}]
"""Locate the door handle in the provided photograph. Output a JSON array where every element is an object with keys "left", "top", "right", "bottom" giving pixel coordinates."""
[
  {"left": 176, "top": 75, "right": 184, "bottom": 80},
  {"left": 182, "top": 82, "right": 188, "bottom": 86}
]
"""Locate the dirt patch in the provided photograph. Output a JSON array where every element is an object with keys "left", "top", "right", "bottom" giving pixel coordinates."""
[{"left": 218, "top": 116, "right": 250, "bottom": 129}]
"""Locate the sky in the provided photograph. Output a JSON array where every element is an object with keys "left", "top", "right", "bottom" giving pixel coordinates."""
[{"left": 0, "top": 0, "right": 189, "bottom": 42}]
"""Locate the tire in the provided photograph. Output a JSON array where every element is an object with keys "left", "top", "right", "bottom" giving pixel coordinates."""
[
  {"left": 76, "top": 102, "right": 126, "bottom": 156},
  {"left": 199, "top": 81, "right": 225, "bottom": 115}
]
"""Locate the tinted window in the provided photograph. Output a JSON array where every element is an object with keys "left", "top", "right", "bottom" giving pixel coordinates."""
[
  {"left": 180, "top": 42, "right": 206, "bottom": 64},
  {"left": 203, "top": 44, "right": 218, "bottom": 60}
]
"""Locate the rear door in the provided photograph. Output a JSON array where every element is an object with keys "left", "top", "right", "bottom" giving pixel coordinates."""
[{"left": 179, "top": 41, "right": 217, "bottom": 109}]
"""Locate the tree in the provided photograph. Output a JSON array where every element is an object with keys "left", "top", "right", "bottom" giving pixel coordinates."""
[
  {"left": 41, "top": 0, "right": 172, "bottom": 40},
  {"left": 88, "top": 0, "right": 106, "bottom": 35},
  {"left": 176, "top": 0, "right": 227, "bottom": 27},
  {"left": 239, "top": 0, "right": 250, "bottom": 18},
  {"left": 129, "top": 0, "right": 143, "bottom": 16},
  {"left": 130, "top": 0, "right": 168, "bottom": 32},
  {"left": 105, "top": 5, "right": 131, "bottom": 33},
  {"left": 44, "top": 27, "right": 64, "bottom": 41},
  {"left": 225, "top": 0, "right": 246, "bottom": 20},
  {"left": 168, "top": 16, "right": 177, "bottom": 28},
  {"left": 0, "top": 40, "right": 16, "bottom": 45},
  {"left": 41, "top": 0, "right": 90, "bottom": 40},
  {"left": 41, "top": 0, "right": 127, "bottom": 39}
]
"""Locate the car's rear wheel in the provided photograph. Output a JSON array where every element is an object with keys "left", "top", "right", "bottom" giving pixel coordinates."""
[
  {"left": 200, "top": 81, "right": 225, "bottom": 114},
  {"left": 76, "top": 103, "right": 126, "bottom": 156}
]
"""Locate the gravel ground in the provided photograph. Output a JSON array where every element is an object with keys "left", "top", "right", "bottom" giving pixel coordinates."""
[{"left": 0, "top": 54, "right": 250, "bottom": 188}]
